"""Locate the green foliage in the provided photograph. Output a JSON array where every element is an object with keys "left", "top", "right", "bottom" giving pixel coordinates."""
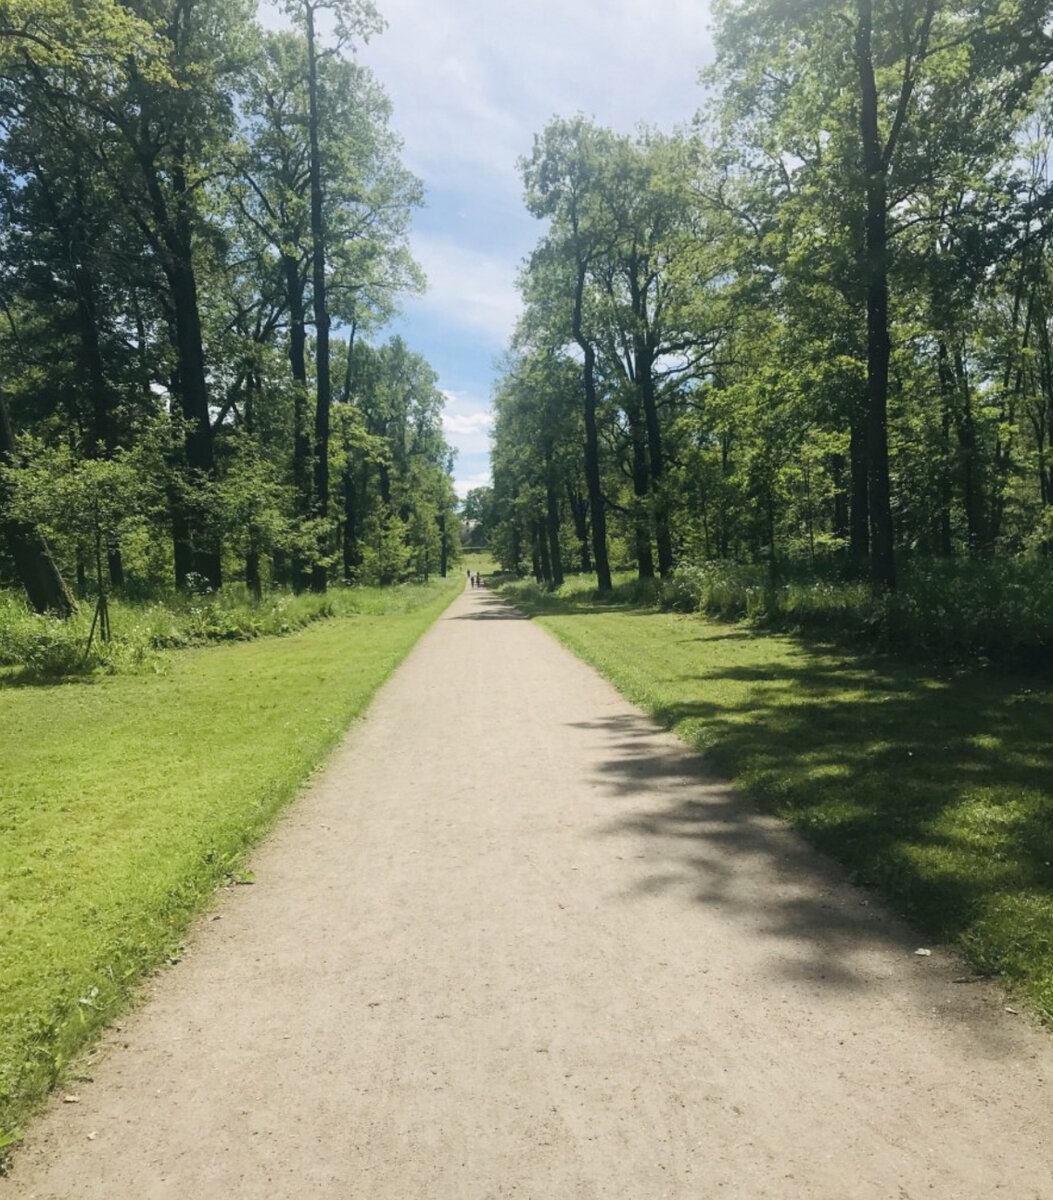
[
  {"left": 0, "top": 578, "right": 460, "bottom": 680},
  {"left": 0, "top": 0, "right": 451, "bottom": 608},
  {"left": 667, "top": 558, "right": 1053, "bottom": 665},
  {"left": 498, "top": 2, "right": 1053, "bottom": 628}
]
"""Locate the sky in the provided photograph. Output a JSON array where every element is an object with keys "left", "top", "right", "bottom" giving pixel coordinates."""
[{"left": 262, "top": 0, "right": 715, "bottom": 497}]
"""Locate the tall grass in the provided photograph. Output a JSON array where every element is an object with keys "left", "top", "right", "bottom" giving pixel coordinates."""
[
  {"left": 666, "top": 558, "right": 1053, "bottom": 664},
  {"left": 0, "top": 580, "right": 454, "bottom": 680},
  {"left": 507, "top": 558, "right": 1053, "bottom": 666}
]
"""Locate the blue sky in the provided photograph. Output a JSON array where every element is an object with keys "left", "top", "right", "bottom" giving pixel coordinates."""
[{"left": 263, "top": 0, "right": 715, "bottom": 496}]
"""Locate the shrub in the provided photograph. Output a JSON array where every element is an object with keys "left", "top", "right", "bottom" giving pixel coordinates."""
[{"left": 664, "top": 557, "right": 1053, "bottom": 665}]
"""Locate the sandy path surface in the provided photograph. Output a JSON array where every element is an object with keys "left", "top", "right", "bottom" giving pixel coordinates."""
[{"left": 4, "top": 584, "right": 1053, "bottom": 1199}]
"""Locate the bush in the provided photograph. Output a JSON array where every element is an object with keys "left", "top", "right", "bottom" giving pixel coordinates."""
[
  {"left": 0, "top": 578, "right": 454, "bottom": 681},
  {"left": 664, "top": 557, "right": 1053, "bottom": 665}
]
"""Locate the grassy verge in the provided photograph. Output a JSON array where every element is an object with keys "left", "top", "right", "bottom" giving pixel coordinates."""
[
  {"left": 0, "top": 575, "right": 459, "bottom": 1151},
  {"left": 502, "top": 574, "right": 1053, "bottom": 1022},
  {"left": 0, "top": 582, "right": 449, "bottom": 680}
]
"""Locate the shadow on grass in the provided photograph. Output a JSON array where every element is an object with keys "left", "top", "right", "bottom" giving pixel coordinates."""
[{"left": 513, "top": 585, "right": 1053, "bottom": 1014}]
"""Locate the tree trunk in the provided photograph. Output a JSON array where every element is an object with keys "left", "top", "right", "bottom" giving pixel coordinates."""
[
  {"left": 830, "top": 452, "right": 849, "bottom": 545},
  {"left": 638, "top": 343, "right": 673, "bottom": 576},
  {"left": 626, "top": 397, "right": 654, "bottom": 580},
  {"left": 545, "top": 472, "right": 564, "bottom": 587},
  {"left": 69, "top": 180, "right": 125, "bottom": 589},
  {"left": 0, "top": 396, "right": 77, "bottom": 616},
  {"left": 168, "top": 257, "right": 221, "bottom": 589},
  {"left": 283, "top": 253, "right": 313, "bottom": 580},
  {"left": 582, "top": 344, "right": 612, "bottom": 591},
  {"left": 342, "top": 466, "right": 358, "bottom": 582},
  {"left": 952, "top": 345, "right": 983, "bottom": 553},
  {"left": 849, "top": 394, "right": 870, "bottom": 563},
  {"left": 567, "top": 484, "right": 591, "bottom": 572},
  {"left": 245, "top": 547, "right": 262, "bottom": 601},
  {"left": 856, "top": 0, "right": 896, "bottom": 590},
  {"left": 936, "top": 341, "right": 956, "bottom": 556},
  {"left": 305, "top": 1, "right": 331, "bottom": 594}
]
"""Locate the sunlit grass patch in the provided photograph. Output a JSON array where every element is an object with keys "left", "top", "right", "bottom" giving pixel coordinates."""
[{"left": 0, "top": 575, "right": 459, "bottom": 1149}]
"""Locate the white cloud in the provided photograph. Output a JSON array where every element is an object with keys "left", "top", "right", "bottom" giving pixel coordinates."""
[
  {"left": 443, "top": 410, "right": 493, "bottom": 437},
  {"left": 358, "top": 0, "right": 715, "bottom": 188},
  {"left": 260, "top": 1, "right": 714, "bottom": 187},
  {"left": 441, "top": 390, "right": 494, "bottom": 462},
  {"left": 453, "top": 470, "right": 493, "bottom": 500},
  {"left": 409, "top": 233, "right": 522, "bottom": 345}
]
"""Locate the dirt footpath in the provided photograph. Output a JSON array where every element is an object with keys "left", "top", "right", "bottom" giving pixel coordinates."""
[{"left": 5, "top": 584, "right": 1053, "bottom": 1199}]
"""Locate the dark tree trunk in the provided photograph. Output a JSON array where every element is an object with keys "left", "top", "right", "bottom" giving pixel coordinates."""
[
  {"left": 305, "top": 1, "right": 331, "bottom": 594},
  {"left": 626, "top": 398, "right": 654, "bottom": 580},
  {"left": 856, "top": 0, "right": 897, "bottom": 590},
  {"left": 67, "top": 177, "right": 126, "bottom": 589},
  {"left": 545, "top": 473, "right": 564, "bottom": 587},
  {"left": 567, "top": 484, "right": 591, "bottom": 572},
  {"left": 537, "top": 515, "right": 553, "bottom": 583},
  {"left": 849, "top": 394, "right": 870, "bottom": 563},
  {"left": 347, "top": 463, "right": 364, "bottom": 580},
  {"left": 245, "top": 547, "right": 262, "bottom": 601},
  {"left": 568, "top": 232, "right": 611, "bottom": 589},
  {"left": 283, "top": 252, "right": 312, "bottom": 556},
  {"left": 637, "top": 343, "right": 673, "bottom": 576},
  {"left": 168, "top": 256, "right": 221, "bottom": 589},
  {"left": 438, "top": 513, "right": 448, "bottom": 578},
  {"left": 936, "top": 342, "right": 956, "bottom": 556},
  {"left": 718, "top": 433, "right": 732, "bottom": 558},
  {"left": 0, "top": 396, "right": 77, "bottom": 616},
  {"left": 581, "top": 344, "right": 612, "bottom": 591},
  {"left": 830, "top": 452, "right": 849, "bottom": 545},
  {"left": 952, "top": 346, "right": 983, "bottom": 553}
]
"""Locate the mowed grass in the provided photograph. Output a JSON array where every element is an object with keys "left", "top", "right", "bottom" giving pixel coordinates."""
[
  {"left": 503, "top": 576, "right": 1053, "bottom": 1021},
  {"left": 0, "top": 575, "right": 459, "bottom": 1143}
]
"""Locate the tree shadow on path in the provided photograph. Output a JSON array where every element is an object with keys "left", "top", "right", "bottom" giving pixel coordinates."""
[{"left": 548, "top": 612, "right": 1053, "bottom": 1024}]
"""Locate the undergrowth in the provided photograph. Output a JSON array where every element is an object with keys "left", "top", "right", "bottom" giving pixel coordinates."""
[
  {"left": 0, "top": 580, "right": 452, "bottom": 681},
  {"left": 507, "top": 557, "right": 1053, "bottom": 667}
]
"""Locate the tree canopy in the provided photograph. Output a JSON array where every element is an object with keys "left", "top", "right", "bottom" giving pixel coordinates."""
[
  {"left": 491, "top": 1, "right": 1053, "bottom": 596},
  {"left": 0, "top": 0, "right": 457, "bottom": 611}
]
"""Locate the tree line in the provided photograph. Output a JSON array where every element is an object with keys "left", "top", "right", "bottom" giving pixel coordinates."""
[
  {"left": 0, "top": 0, "right": 458, "bottom": 617},
  {"left": 481, "top": 1, "right": 1053, "bottom": 595}
]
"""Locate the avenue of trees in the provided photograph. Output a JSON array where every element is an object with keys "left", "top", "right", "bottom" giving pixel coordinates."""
[
  {"left": 482, "top": 1, "right": 1053, "bottom": 603},
  {"left": 0, "top": 0, "right": 458, "bottom": 615}
]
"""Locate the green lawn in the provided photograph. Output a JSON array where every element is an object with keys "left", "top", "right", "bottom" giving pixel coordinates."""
[
  {"left": 503, "top": 576, "right": 1053, "bottom": 1022},
  {"left": 0, "top": 576, "right": 459, "bottom": 1145}
]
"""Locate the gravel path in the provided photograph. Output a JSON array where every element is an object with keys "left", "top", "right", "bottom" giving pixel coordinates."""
[{"left": 5, "top": 584, "right": 1053, "bottom": 1199}]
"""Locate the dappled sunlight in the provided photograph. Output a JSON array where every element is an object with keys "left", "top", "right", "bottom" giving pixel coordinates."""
[{"left": 537, "top": 597, "right": 1053, "bottom": 1021}]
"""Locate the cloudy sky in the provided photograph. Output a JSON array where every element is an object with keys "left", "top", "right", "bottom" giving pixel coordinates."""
[{"left": 264, "top": 1, "right": 715, "bottom": 497}]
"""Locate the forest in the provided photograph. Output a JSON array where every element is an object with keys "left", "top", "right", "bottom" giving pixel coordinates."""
[
  {"left": 0, "top": 0, "right": 458, "bottom": 656},
  {"left": 481, "top": 0, "right": 1053, "bottom": 662}
]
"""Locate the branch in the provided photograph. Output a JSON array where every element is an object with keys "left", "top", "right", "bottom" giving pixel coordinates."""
[{"left": 881, "top": 0, "right": 937, "bottom": 172}]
